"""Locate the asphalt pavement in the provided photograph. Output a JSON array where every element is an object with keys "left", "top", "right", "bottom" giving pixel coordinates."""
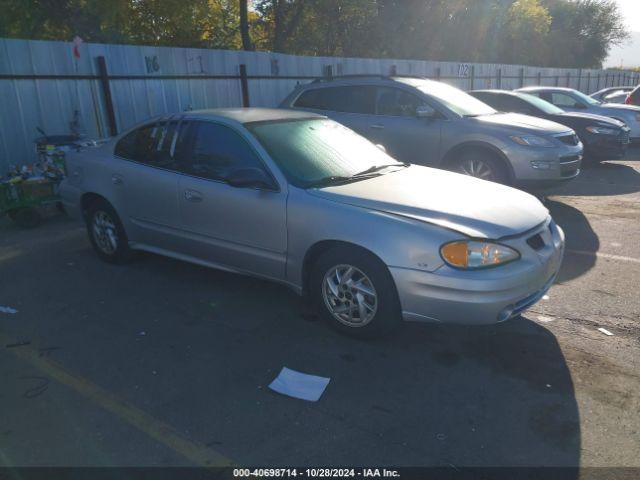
[{"left": 1, "top": 149, "right": 639, "bottom": 470}]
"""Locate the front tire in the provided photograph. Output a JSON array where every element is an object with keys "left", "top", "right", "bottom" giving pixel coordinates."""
[
  {"left": 451, "top": 151, "right": 509, "bottom": 184},
  {"left": 86, "top": 200, "right": 131, "bottom": 264},
  {"left": 310, "top": 246, "right": 402, "bottom": 338}
]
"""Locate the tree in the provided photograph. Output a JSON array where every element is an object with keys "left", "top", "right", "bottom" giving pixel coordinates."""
[{"left": 239, "top": 0, "right": 253, "bottom": 50}]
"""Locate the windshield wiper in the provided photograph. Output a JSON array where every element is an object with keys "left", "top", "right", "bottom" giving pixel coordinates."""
[
  {"left": 352, "top": 162, "right": 409, "bottom": 177},
  {"left": 306, "top": 163, "right": 409, "bottom": 188}
]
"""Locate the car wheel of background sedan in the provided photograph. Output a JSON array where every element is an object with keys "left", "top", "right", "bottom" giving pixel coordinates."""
[
  {"left": 310, "top": 246, "right": 402, "bottom": 338},
  {"left": 451, "top": 151, "right": 508, "bottom": 184},
  {"left": 86, "top": 200, "right": 132, "bottom": 264}
]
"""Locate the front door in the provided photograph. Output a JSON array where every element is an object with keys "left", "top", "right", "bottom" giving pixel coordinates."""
[
  {"left": 177, "top": 120, "right": 288, "bottom": 280},
  {"left": 367, "top": 86, "right": 442, "bottom": 165}
]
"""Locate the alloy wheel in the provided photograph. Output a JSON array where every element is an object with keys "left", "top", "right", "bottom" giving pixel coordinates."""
[
  {"left": 322, "top": 264, "right": 378, "bottom": 327},
  {"left": 92, "top": 211, "right": 118, "bottom": 255},
  {"left": 457, "top": 158, "right": 495, "bottom": 181}
]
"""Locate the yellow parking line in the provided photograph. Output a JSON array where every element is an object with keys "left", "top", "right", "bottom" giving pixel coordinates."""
[{"left": 0, "top": 332, "right": 234, "bottom": 467}]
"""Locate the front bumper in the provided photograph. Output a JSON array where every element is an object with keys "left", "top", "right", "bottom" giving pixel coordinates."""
[
  {"left": 508, "top": 141, "right": 583, "bottom": 188},
  {"left": 391, "top": 220, "right": 565, "bottom": 325},
  {"left": 583, "top": 129, "right": 630, "bottom": 159}
]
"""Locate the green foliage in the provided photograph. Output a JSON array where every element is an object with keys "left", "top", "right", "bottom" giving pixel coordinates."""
[{"left": 0, "top": 0, "right": 629, "bottom": 68}]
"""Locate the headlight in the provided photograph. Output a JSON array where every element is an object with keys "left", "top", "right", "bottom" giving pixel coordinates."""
[
  {"left": 510, "top": 135, "right": 554, "bottom": 147},
  {"left": 585, "top": 126, "right": 619, "bottom": 135},
  {"left": 440, "top": 240, "right": 520, "bottom": 269}
]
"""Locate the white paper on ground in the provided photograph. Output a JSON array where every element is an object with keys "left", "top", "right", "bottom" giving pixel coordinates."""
[
  {"left": 0, "top": 306, "right": 18, "bottom": 314},
  {"left": 268, "top": 367, "right": 330, "bottom": 402},
  {"left": 597, "top": 327, "right": 614, "bottom": 336}
]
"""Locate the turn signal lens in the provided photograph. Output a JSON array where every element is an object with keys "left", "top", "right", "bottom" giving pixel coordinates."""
[{"left": 441, "top": 241, "right": 520, "bottom": 269}]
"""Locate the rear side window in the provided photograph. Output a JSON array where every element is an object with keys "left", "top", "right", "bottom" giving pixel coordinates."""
[
  {"left": 114, "top": 120, "right": 190, "bottom": 171},
  {"left": 114, "top": 123, "right": 159, "bottom": 164},
  {"left": 186, "top": 121, "right": 267, "bottom": 182},
  {"left": 376, "top": 87, "right": 426, "bottom": 116},
  {"left": 294, "top": 86, "right": 375, "bottom": 114}
]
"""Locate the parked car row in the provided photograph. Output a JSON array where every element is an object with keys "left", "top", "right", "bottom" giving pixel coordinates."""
[
  {"left": 590, "top": 84, "right": 640, "bottom": 106},
  {"left": 58, "top": 75, "right": 638, "bottom": 338}
]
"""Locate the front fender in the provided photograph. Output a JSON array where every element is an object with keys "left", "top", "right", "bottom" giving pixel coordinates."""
[{"left": 285, "top": 187, "right": 463, "bottom": 289}]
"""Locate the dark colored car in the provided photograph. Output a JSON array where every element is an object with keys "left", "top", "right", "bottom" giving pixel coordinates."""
[
  {"left": 626, "top": 85, "right": 640, "bottom": 106},
  {"left": 470, "top": 90, "right": 630, "bottom": 160}
]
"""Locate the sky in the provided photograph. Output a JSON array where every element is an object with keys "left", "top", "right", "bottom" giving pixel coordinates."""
[{"left": 604, "top": 0, "right": 640, "bottom": 67}]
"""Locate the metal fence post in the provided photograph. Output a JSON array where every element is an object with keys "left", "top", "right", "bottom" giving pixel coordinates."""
[
  {"left": 435, "top": 67, "right": 441, "bottom": 81},
  {"left": 555, "top": 75, "right": 559, "bottom": 86},
  {"left": 470, "top": 65, "right": 475, "bottom": 90},
  {"left": 519, "top": 68, "right": 525, "bottom": 88},
  {"left": 497, "top": 68, "right": 502, "bottom": 89},
  {"left": 566, "top": 72, "right": 571, "bottom": 87},
  {"left": 239, "top": 64, "right": 250, "bottom": 107},
  {"left": 596, "top": 73, "right": 600, "bottom": 90},
  {"left": 577, "top": 69, "right": 582, "bottom": 91},
  {"left": 537, "top": 71, "right": 542, "bottom": 86},
  {"left": 96, "top": 56, "right": 118, "bottom": 137}
]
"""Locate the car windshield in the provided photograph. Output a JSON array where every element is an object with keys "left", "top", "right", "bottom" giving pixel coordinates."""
[
  {"left": 518, "top": 93, "right": 565, "bottom": 114},
  {"left": 246, "top": 118, "right": 405, "bottom": 188},
  {"left": 414, "top": 81, "right": 496, "bottom": 117},
  {"left": 571, "top": 89, "right": 601, "bottom": 105}
]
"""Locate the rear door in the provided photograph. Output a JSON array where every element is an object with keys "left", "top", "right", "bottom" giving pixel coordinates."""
[
  {"left": 111, "top": 119, "right": 183, "bottom": 250},
  {"left": 176, "top": 120, "right": 287, "bottom": 280},
  {"left": 369, "top": 86, "right": 441, "bottom": 165}
]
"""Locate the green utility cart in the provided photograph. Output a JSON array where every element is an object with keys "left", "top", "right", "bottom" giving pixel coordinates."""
[{"left": 0, "top": 179, "right": 62, "bottom": 228}]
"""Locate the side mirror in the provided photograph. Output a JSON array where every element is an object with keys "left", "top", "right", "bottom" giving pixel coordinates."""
[
  {"left": 226, "top": 167, "right": 276, "bottom": 190},
  {"left": 375, "top": 144, "right": 387, "bottom": 153},
  {"left": 416, "top": 105, "right": 437, "bottom": 118}
]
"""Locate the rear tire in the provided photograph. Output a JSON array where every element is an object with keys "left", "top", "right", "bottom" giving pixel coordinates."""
[
  {"left": 310, "top": 246, "right": 402, "bottom": 338},
  {"left": 450, "top": 150, "right": 509, "bottom": 184},
  {"left": 85, "top": 200, "right": 132, "bottom": 264}
]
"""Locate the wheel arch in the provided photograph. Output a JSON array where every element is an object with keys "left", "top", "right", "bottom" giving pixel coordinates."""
[
  {"left": 441, "top": 141, "right": 515, "bottom": 184},
  {"left": 300, "top": 239, "right": 395, "bottom": 298},
  {"left": 80, "top": 192, "right": 112, "bottom": 220}
]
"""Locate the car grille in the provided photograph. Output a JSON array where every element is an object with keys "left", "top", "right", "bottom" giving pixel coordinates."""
[
  {"left": 620, "top": 129, "right": 631, "bottom": 144},
  {"left": 556, "top": 133, "right": 580, "bottom": 146}
]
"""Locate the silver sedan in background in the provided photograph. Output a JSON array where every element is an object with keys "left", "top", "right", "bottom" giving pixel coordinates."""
[{"left": 60, "top": 109, "right": 564, "bottom": 338}]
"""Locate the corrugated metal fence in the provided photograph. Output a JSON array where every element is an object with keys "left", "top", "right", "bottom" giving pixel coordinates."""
[{"left": 1, "top": 37, "right": 639, "bottom": 172}]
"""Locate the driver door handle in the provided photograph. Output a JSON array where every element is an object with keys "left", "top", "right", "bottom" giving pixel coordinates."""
[
  {"left": 370, "top": 124, "right": 385, "bottom": 129},
  {"left": 184, "top": 189, "right": 203, "bottom": 202},
  {"left": 111, "top": 174, "right": 123, "bottom": 185}
]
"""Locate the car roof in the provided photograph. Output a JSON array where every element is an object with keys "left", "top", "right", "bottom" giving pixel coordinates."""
[
  {"left": 470, "top": 89, "right": 518, "bottom": 95},
  {"left": 517, "top": 86, "right": 575, "bottom": 93},
  {"left": 184, "top": 108, "right": 325, "bottom": 124},
  {"left": 298, "top": 75, "right": 440, "bottom": 89}
]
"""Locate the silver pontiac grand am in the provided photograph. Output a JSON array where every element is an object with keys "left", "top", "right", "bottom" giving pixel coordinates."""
[{"left": 60, "top": 108, "right": 564, "bottom": 338}]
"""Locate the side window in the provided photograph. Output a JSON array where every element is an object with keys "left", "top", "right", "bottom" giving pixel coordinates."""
[
  {"left": 187, "top": 122, "right": 266, "bottom": 182},
  {"left": 550, "top": 93, "right": 580, "bottom": 108},
  {"left": 114, "top": 123, "right": 159, "bottom": 163},
  {"left": 498, "top": 96, "right": 531, "bottom": 114},
  {"left": 294, "top": 86, "right": 375, "bottom": 114},
  {"left": 376, "top": 87, "right": 426, "bottom": 116},
  {"left": 294, "top": 89, "right": 326, "bottom": 109}
]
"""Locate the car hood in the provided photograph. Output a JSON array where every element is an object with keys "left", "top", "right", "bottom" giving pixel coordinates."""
[
  {"left": 599, "top": 103, "right": 640, "bottom": 113},
  {"left": 556, "top": 112, "right": 626, "bottom": 127},
  {"left": 307, "top": 165, "right": 549, "bottom": 239},
  {"left": 474, "top": 112, "right": 571, "bottom": 134}
]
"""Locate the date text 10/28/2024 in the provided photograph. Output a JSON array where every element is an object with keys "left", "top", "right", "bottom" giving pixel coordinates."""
[{"left": 233, "top": 469, "right": 400, "bottom": 478}]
